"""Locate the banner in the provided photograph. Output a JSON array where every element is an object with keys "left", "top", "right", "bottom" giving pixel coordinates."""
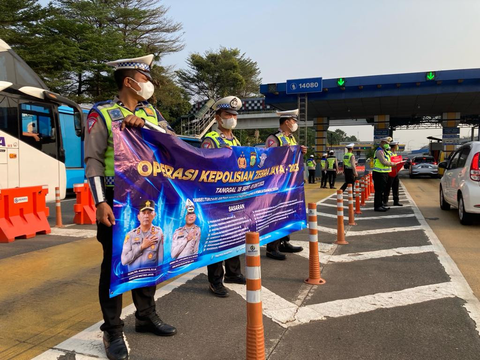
[{"left": 110, "top": 124, "right": 306, "bottom": 297}]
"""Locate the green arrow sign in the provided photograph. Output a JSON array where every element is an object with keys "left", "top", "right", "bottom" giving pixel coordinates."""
[
  {"left": 426, "top": 71, "right": 436, "bottom": 81},
  {"left": 337, "top": 78, "right": 345, "bottom": 86}
]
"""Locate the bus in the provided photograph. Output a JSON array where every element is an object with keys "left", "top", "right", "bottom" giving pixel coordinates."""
[{"left": 0, "top": 39, "right": 82, "bottom": 201}]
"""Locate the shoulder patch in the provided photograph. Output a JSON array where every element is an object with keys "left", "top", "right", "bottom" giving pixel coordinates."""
[
  {"left": 202, "top": 141, "right": 212, "bottom": 149},
  {"left": 267, "top": 138, "right": 277, "bottom": 148},
  {"left": 144, "top": 107, "right": 154, "bottom": 116},
  {"left": 87, "top": 111, "right": 100, "bottom": 133}
]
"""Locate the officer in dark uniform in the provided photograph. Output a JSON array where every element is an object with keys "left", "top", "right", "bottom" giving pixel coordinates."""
[
  {"left": 264, "top": 109, "right": 306, "bottom": 260},
  {"left": 340, "top": 143, "right": 358, "bottom": 192},
  {"left": 326, "top": 150, "right": 338, "bottom": 189},
  {"left": 201, "top": 96, "right": 246, "bottom": 298},
  {"left": 372, "top": 137, "right": 399, "bottom": 211},
  {"left": 84, "top": 54, "right": 176, "bottom": 360},
  {"left": 384, "top": 141, "right": 403, "bottom": 206},
  {"left": 320, "top": 153, "right": 328, "bottom": 188}
]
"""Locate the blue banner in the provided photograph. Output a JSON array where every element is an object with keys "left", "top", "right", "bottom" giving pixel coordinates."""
[{"left": 110, "top": 124, "right": 306, "bottom": 297}]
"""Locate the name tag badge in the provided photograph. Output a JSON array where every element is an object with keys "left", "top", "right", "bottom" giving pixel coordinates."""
[{"left": 108, "top": 108, "right": 124, "bottom": 121}]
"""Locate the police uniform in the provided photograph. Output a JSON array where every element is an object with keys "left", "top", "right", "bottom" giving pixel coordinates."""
[
  {"left": 265, "top": 109, "right": 303, "bottom": 260},
  {"left": 84, "top": 55, "right": 176, "bottom": 356},
  {"left": 171, "top": 199, "right": 201, "bottom": 259},
  {"left": 121, "top": 224, "right": 164, "bottom": 271},
  {"left": 326, "top": 151, "right": 338, "bottom": 189},
  {"left": 384, "top": 141, "right": 402, "bottom": 206},
  {"left": 320, "top": 153, "right": 328, "bottom": 188},
  {"left": 340, "top": 144, "right": 357, "bottom": 192},
  {"left": 306, "top": 155, "right": 316, "bottom": 184},
  {"left": 201, "top": 96, "right": 245, "bottom": 296},
  {"left": 372, "top": 137, "right": 397, "bottom": 211}
]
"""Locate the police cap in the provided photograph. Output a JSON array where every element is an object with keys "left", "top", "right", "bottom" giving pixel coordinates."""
[
  {"left": 212, "top": 96, "right": 242, "bottom": 115},
  {"left": 106, "top": 54, "right": 154, "bottom": 81},
  {"left": 390, "top": 141, "right": 399, "bottom": 146},
  {"left": 380, "top": 136, "right": 393, "bottom": 143},
  {"left": 276, "top": 109, "right": 299, "bottom": 121},
  {"left": 186, "top": 199, "right": 195, "bottom": 214},
  {"left": 139, "top": 199, "right": 155, "bottom": 212},
  {"left": 345, "top": 143, "right": 355, "bottom": 149}
]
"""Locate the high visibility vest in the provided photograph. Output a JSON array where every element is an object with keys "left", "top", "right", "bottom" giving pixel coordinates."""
[
  {"left": 204, "top": 131, "right": 241, "bottom": 148},
  {"left": 343, "top": 152, "right": 353, "bottom": 168},
  {"left": 92, "top": 101, "right": 159, "bottom": 182},
  {"left": 327, "top": 156, "right": 336, "bottom": 171},
  {"left": 274, "top": 131, "right": 297, "bottom": 146},
  {"left": 306, "top": 159, "right": 315, "bottom": 169},
  {"left": 373, "top": 147, "right": 391, "bottom": 173},
  {"left": 320, "top": 159, "right": 326, "bottom": 169}
]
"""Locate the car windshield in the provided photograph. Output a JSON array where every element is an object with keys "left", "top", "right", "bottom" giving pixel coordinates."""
[{"left": 414, "top": 157, "right": 434, "bottom": 164}]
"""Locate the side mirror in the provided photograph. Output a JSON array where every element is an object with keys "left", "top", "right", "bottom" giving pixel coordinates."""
[{"left": 438, "top": 162, "right": 447, "bottom": 169}]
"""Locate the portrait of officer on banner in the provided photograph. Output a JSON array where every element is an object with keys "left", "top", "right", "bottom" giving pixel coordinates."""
[
  {"left": 171, "top": 199, "right": 201, "bottom": 259},
  {"left": 121, "top": 200, "right": 164, "bottom": 271}
]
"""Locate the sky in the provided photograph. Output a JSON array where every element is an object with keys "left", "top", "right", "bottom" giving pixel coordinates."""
[{"left": 38, "top": 0, "right": 480, "bottom": 149}]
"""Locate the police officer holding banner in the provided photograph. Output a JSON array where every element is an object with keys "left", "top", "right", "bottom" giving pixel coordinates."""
[
  {"left": 264, "top": 109, "right": 306, "bottom": 260},
  {"left": 340, "top": 143, "right": 358, "bottom": 192},
  {"left": 201, "top": 96, "right": 246, "bottom": 298},
  {"left": 384, "top": 141, "right": 403, "bottom": 206},
  {"left": 372, "top": 137, "right": 399, "bottom": 212},
  {"left": 85, "top": 54, "right": 176, "bottom": 360}
]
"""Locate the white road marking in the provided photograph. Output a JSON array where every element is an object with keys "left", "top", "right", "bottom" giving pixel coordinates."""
[
  {"left": 49, "top": 227, "right": 97, "bottom": 238},
  {"left": 317, "top": 212, "right": 415, "bottom": 220},
  {"left": 316, "top": 225, "right": 424, "bottom": 235}
]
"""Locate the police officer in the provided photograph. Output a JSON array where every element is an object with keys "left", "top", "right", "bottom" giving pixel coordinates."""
[
  {"left": 320, "top": 153, "right": 328, "bottom": 188},
  {"left": 384, "top": 141, "right": 403, "bottom": 206},
  {"left": 121, "top": 200, "right": 164, "bottom": 271},
  {"left": 264, "top": 109, "right": 306, "bottom": 260},
  {"left": 201, "top": 96, "right": 246, "bottom": 298},
  {"left": 340, "top": 143, "right": 358, "bottom": 192},
  {"left": 372, "top": 137, "right": 399, "bottom": 212},
  {"left": 306, "top": 155, "right": 316, "bottom": 184},
  {"left": 171, "top": 199, "right": 201, "bottom": 259},
  {"left": 326, "top": 150, "right": 338, "bottom": 189},
  {"left": 84, "top": 54, "right": 176, "bottom": 360}
]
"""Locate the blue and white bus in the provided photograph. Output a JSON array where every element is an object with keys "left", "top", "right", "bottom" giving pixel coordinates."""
[{"left": 0, "top": 39, "right": 82, "bottom": 201}]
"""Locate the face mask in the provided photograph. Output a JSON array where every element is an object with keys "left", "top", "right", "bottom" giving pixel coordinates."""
[
  {"left": 129, "top": 78, "right": 155, "bottom": 100},
  {"left": 383, "top": 144, "right": 390, "bottom": 150},
  {"left": 289, "top": 122, "right": 298, "bottom": 133},
  {"left": 221, "top": 117, "right": 237, "bottom": 130}
]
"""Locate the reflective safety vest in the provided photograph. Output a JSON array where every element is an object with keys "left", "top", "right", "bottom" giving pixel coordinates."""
[
  {"left": 92, "top": 101, "right": 159, "bottom": 182},
  {"left": 306, "top": 159, "right": 315, "bottom": 169},
  {"left": 274, "top": 131, "right": 297, "bottom": 146},
  {"left": 373, "top": 147, "right": 391, "bottom": 173},
  {"left": 343, "top": 152, "right": 353, "bottom": 169},
  {"left": 204, "top": 131, "right": 241, "bottom": 148},
  {"left": 327, "top": 156, "right": 336, "bottom": 171},
  {"left": 320, "top": 158, "right": 326, "bottom": 170}
]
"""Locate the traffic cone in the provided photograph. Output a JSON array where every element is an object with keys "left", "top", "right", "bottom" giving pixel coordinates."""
[
  {"left": 347, "top": 184, "right": 356, "bottom": 225},
  {"left": 246, "top": 232, "right": 265, "bottom": 360},
  {"left": 55, "top": 187, "right": 64, "bottom": 228},
  {"left": 360, "top": 178, "right": 366, "bottom": 206},
  {"left": 355, "top": 180, "right": 362, "bottom": 214},
  {"left": 335, "top": 190, "right": 348, "bottom": 245},
  {"left": 370, "top": 173, "right": 375, "bottom": 194},
  {"left": 305, "top": 203, "right": 326, "bottom": 285}
]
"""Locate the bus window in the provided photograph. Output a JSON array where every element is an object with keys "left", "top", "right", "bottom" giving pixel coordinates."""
[
  {"left": 20, "top": 103, "right": 58, "bottom": 159},
  {"left": 0, "top": 95, "right": 19, "bottom": 137}
]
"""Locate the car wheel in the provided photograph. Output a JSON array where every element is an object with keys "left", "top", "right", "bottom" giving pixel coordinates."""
[
  {"left": 439, "top": 186, "right": 450, "bottom": 210},
  {"left": 458, "top": 193, "right": 473, "bottom": 225}
]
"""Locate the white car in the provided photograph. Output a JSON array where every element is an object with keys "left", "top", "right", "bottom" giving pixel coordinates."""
[{"left": 439, "top": 141, "right": 480, "bottom": 225}]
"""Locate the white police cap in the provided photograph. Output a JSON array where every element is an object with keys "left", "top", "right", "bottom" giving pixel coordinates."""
[
  {"left": 390, "top": 140, "right": 399, "bottom": 146},
  {"left": 212, "top": 96, "right": 242, "bottom": 114},
  {"left": 310, "top": 155, "right": 314, "bottom": 158},
  {"left": 380, "top": 136, "right": 393, "bottom": 143},
  {"left": 345, "top": 143, "right": 355, "bottom": 148},
  {"left": 276, "top": 109, "right": 299, "bottom": 121},
  {"left": 106, "top": 54, "right": 154, "bottom": 80}
]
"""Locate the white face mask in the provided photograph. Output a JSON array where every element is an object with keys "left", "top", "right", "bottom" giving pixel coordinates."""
[
  {"left": 289, "top": 121, "right": 298, "bottom": 133},
  {"left": 129, "top": 78, "right": 155, "bottom": 100},
  {"left": 221, "top": 117, "right": 237, "bottom": 130}
]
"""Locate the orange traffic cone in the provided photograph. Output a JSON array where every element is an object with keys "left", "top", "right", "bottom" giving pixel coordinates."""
[
  {"left": 305, "top": 203, "right": 326, "bottom": 285},
  {"left": 335, "top": 190, "right": 348, "bottom": 245}
]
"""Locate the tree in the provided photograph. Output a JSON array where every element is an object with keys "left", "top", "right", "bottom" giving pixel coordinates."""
[
  {"left": 176, "top": 47, "right": 262, "bottom": 101},
  {"left": 327, "top": 129, "right": 358, "bottom": 145}
]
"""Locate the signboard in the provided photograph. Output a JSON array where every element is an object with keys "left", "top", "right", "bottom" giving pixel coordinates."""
[
  {"left": 442, "top": 127, "right": 460, "bottom": 135},
  {"left": 286, "top": 77, "right": 323, "bottom": 94},
  {"left": 442, "top": 134, "right": 460, "bottom": 139},
  {"left": 443, "top": 138, "right": 461, "bottom": 145},
  {"left": 373, "top": 129, "right": 389, "bottom": 141}
]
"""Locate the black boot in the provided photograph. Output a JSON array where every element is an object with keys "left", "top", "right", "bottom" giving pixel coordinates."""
[
  {"left": 266, "top": 250, "right": 286, "bottom": 260},
  {"left": 279, "top": 240, "right": 303, "bottom": 253},
  {"left": 103, "top": 332, "right": 128, "bottom": 360},
  {"left": 135, "top": 313, "right": 177, "bottom": 336}
]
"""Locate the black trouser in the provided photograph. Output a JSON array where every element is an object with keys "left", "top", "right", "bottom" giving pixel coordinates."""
[
  {"left": 308, "top": 169, "right": 316, "bottom": 183},
  {"left": 340, "top": 168, "right": 356, "bottom": 192},
  {"left": 327, "top": 171, "right": 336, "bottom": 188},
  {"left": 372, "top": 171, "right": 388, "bottom": 209},
  {"left": 207, "top": 256, "right": 241, "bottom": 286},
  {"left": 98, "top": 188, "right": 156, "bottom": 336},
  {"left": 384, "top": 175, "right": 400, "bottom": 204},
  {"left": 321, "top": 171, "right": 328, "bottom": 188},
  {"left": 267, "top": 235, "right": 289, "bottom": 253}
]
